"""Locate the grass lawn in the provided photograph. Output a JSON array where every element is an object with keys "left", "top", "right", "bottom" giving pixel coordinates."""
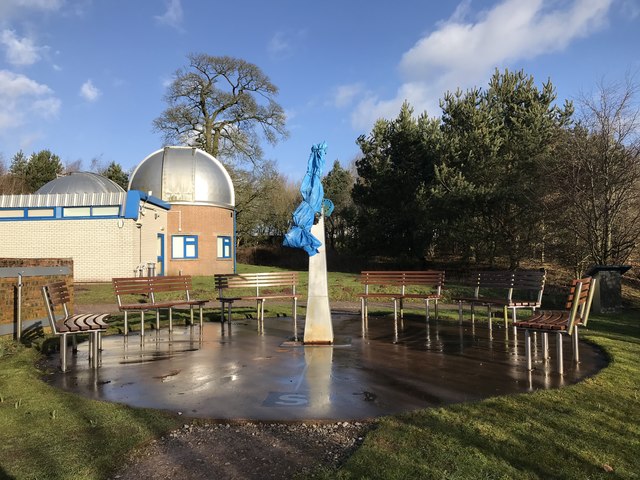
[
  {"left": 317, "top": 310, "right": 640, "bottom": 479},
  {"left": 1, "top": 267, "right": 639, "bottom": 479}
]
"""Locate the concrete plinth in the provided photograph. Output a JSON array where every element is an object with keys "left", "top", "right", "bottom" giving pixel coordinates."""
[{"left": 303, "top": 216, "right": 334, "bottom": 344}]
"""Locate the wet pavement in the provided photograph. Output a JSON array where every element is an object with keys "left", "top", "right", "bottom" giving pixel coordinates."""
[{"left": 43, "top": 313, "right": 607, "bottom": 421}]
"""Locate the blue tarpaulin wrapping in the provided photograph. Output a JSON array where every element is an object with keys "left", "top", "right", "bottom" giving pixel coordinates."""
[{"left": 283, "top": 142, "right": 331, "bottom": 256}]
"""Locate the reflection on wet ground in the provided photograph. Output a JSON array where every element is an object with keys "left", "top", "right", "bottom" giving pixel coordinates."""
[{"left": 43, "top": 314, "right": 607, "bottom": 421}]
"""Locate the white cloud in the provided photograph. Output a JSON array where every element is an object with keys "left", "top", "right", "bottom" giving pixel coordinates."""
[
  {"left": 0, "top": 0, "right": 63, "bottom": 18},
  {"left": 79, "top": 79, "right": 100, "bottom": 101},
  {"left": 31, "top": 97, "right": 61, "bottom": 118},
  {"left": 267, "top": 30, "right": 306, "bottom": 59},
  {"left": 351, "top": 0, "right": 614, "bottom": 131},
  {"left": 1, "top": 30, "right": 41, "bottom": 66},
  {"left": 0, "top": 69, "right": 51, "bottom": 97},
  {"left": 268, "top": 32, "right": 291, "bottom": 57},
  {"left": 155, "top": 0, "right": 184, "bottom": 30},
  {"left": 330, "top": 83, "right": 364, "bottom": 108},
  {"left": 0, "top": 69, "right": 60, "bottom": 129}
]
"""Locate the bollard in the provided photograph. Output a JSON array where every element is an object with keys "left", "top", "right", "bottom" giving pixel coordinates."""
[
  {"left": 147, "top": 262, "right": 155, "bottom": 277},
  {"left": 16, "top": 273, "right": 23, "bottom": 341}
]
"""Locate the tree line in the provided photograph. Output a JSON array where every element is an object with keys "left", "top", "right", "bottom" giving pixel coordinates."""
[
  {"left": 1, "top": 53, "right": 638, "bottom": 275},
  {"left": 349, "top": 70, "right": 640, "bottom": 274}
]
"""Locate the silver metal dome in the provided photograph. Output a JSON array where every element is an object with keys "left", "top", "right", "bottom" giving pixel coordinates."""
[
  {"left": 128, "top": 147, "right": 235, "bottom": 208},
  {"left": 36, "top": 172, "right": 125, "bottom": 194}
]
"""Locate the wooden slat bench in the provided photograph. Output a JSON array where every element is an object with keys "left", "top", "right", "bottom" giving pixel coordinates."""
[
  {"left": 453, "top": 269, "right": 546, "bottom": 326},
  {"left": 514, "top": 276, "right": 595, "bottom": 374},
  {"left": 112, "top": 275, "right": 207, "bottom": 337},
  {"left": 42, "top": 281, "right": 109, "bottom": 372},
  {"left": 214, "top": 272, "right": 298, "bottom": 334},
  {"left": 359, "top": 271, "right": 445, "bottom": 328}
]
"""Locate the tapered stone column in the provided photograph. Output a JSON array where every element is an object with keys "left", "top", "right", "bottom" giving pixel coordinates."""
[{"left": 303, "top": 214, "right": 333, "bottom": 344}]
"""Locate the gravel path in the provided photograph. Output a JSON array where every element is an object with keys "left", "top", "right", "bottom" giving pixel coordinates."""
[
  {"left": 111, "top": 420, "right": 372, "bottom": 480},
  {"left": 81, "top": 301, "right": 375, "bottom": 479}
]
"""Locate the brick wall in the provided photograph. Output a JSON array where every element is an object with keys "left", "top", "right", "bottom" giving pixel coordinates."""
[
  {"left": 0, "top": 212, "right": 166, "bottom": 281},
  {"left": 0, "top": 258, "right": 73, "bottom": 338},
  {"left": 166, "top": 204, "right": 234, "bottom": 276}
]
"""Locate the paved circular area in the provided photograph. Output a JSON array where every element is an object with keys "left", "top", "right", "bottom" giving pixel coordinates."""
[{"left": 44, "top": 313, "right": 607, "bottom": 421}]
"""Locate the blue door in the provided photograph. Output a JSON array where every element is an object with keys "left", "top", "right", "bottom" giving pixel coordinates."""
[{"left": 156, "top": 233, "right": 165, "bottom": 276}]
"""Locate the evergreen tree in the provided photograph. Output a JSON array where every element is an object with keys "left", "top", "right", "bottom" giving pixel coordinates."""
[
  {"left": 23, "top": 150, "right": 63, "bottom": 192},
  {"left": 353, "top": 102, "right": 441, "bottom": 259},
  {"left": 322, "top": 160, "right": 356, "bottom": 251},
  {"left": 433, "top": 69, "right": 573, "bottom": 267},
  {"left": 99, "top": 161, "right": 130, "bottom": 190}
]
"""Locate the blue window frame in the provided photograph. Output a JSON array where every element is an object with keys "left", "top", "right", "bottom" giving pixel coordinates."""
[
  {"left": 172, "top": 235, "right": 198, "bottom": 259},
  {"left": 217, "top": 236, "right": 232, "bottom": 259}
]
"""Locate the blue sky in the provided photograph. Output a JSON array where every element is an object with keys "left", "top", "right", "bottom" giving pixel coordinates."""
[{"left": 0, "top": 0, "right": 638, "bottom": 180}]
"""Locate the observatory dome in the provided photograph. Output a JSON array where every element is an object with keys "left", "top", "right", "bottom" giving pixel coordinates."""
[
  {"left": 129, "top": 147, "right": 235, "bottom": 208},
  {"left": 36, "top": 172, "right": 125, "bottom": 194}
]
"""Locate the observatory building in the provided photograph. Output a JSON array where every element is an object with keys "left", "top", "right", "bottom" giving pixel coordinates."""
[
  {"left": 129, "top": 147, "right": 235, "bottom": 276},
  {"left": 0, "top": 147, "right": 236, "bottom": 281},
  {"left": 0, "top": 172, "right": 169, "bottom": 281}
]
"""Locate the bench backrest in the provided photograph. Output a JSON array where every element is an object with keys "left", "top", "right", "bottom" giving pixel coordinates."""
[
  {"left": 112, "top": 276, "right": 197, "bottom": 305},
  {"left": 565, "top": 276, "right": 596, "bottom": 334},
  {"left": 359, "top": 270, "right": 445, "bottom": 295},
  {"left": 150, "top": 275, "right": 195, "bottom": 301},
  {"left": 472, "top": 269, "right": 545, "bottom": 302},
  {"left": 42, "top": 281, "right": 71, "bottom": 333},
  {"left": 112, "top": 277, "right": 153, "bottom": 307},
  {"left": 214, "top": 272, "right": 298, "bottom": 297}
]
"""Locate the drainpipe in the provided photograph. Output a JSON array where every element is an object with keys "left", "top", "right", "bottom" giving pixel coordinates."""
[{"left": 16, "top": 273, "right": 23, "bottom": 342}]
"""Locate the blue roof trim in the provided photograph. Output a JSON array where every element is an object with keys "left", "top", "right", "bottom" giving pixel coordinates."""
[{"left": 124, "top": 190, "right": 171, "bottom": 219}]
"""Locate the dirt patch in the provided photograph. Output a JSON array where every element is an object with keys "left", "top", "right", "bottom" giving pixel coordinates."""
[{"left": 111, "top": 420, "right": 372, "bottom": 480}]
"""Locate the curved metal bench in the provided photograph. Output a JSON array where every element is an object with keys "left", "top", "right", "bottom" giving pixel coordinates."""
[{"left": 42, "top": 281, "right": 109, "bottom": 372}]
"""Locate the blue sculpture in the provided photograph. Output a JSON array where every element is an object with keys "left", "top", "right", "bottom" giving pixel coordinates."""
[{"left": 283, "top": 142, "right": 333, "bottom": 256}]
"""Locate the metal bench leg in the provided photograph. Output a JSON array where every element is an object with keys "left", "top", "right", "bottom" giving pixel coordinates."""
[
  {"left": 199, "top": 305, "right": 203, "bottom": 329},
  {"left": 72, "top": 335, "right": 78, "bottom": 354},
  {"left": 542, "top": 332, "right": 549, "bottom": 360},
  {"left": 425, "top": 299, "right": 430, "bottom": 321},
  {"left": 140, "top": 311, "right": 145, "bottom": 340},
  {"left": 60, "top": 334, "right": 68, "bottom": 372},
  {"left": 124, "top": 311, "right": 129, "bottom": 336},
  {"left": 393, "top": 299, "right": 398, "bottom": 321},
  {"left": 524, "top": 329, "right": 532, "bottom": 371},
  {"left": 503, "top": 306, "right": 508, "bottom": 327},
  {"left": 293, "top": 297, "right": 298, "bottom": 341},
  {"left": 90, "top": 331, "right": 99, "bottom": 369},
  {"left": 190, "top": 306, "right": 194, "bottom": 326},
  {"left": 471, "top": 304, "right": 475, "bottom": 322},
  {"left": 434, "top": 300, "right": 439, "bottom": 319},
  {"left": 156, "top": 310, "right": 160, "bottom": 330},
  {"left": 556, "top": 332, "right": 564, "bottom": 375},
  {"left": 458, "top": 301, "right": 463, "bottom": 323},
  {"left": 573, "top": 327, "right": 580, "bottom": 364},
  {"left": 361, "top": 298, "right": 367, "bottom": 335},
  {"left": 169, "top": 307, "right": 173, "bottom": 332}
]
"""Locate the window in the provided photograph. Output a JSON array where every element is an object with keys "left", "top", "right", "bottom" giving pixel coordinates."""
[
  {"left": 63, "top": 207, "right": 91, "bottom": 217},
  {"left": 0, "top": 209, "right": 24, "bottom": 218},
  {"left": 27, "top": 208, "right": 54, "bottom": 218},
  {"left": 217, "top": 236, "right": 232, "bottom": 259},
  {"left": 172, "top": 235, "right": 198, "bottom": 259},
  {"left": 92, "top": 206, "right": 120, "bottom": 216}
]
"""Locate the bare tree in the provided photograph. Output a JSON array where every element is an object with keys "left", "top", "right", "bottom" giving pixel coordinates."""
[
  {"left": 153, "top": 53, "right": 288, "bottom": 166},
  {"left": 549, "top": 74, "right": 640, "bottom": 268}
]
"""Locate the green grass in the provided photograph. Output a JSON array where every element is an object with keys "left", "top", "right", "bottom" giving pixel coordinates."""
[
  {"left": 313, "top": 311, "right": 640, "bottom": 479},
  {"left": 0, "top": 341, "right": 180, "bottom": 480},
  {"left": 2, "top": 267, "right": 640, "bottom": 479}
]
